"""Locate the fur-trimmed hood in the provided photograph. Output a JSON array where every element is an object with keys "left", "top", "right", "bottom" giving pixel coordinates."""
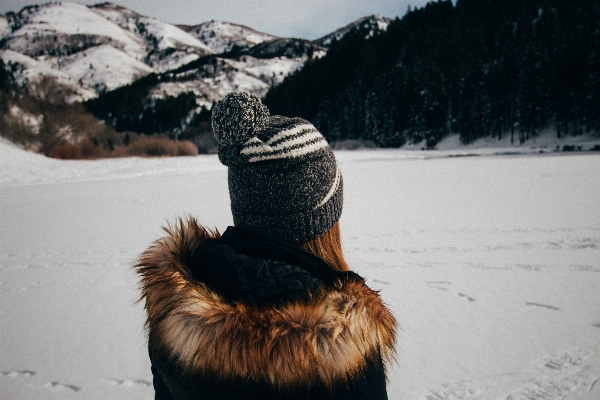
[{"left": 135, "top": 218, "right": 397, "bottom": 392}]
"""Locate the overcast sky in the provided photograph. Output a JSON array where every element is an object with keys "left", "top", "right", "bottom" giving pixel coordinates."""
[{"left": 0, "top": 0, "right": 433, "bottom": 40}]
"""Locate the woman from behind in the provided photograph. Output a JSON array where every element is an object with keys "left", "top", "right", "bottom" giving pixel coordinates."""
[{"left": 135, "top": 92, "right": 397, "bottom": 399}]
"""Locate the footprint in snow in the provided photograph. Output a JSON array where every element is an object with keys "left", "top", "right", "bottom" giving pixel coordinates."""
[
  {"left": 426, "top": 281, "right": 476, "bottom": 302},
  {"left": 45, "top": 381, "right": 82, "bottom": 392},
  {"left": 458, "top": 292, "right": 476, "bottom": 302},
  {"left": 1, "top": 370, "right": 36, "bottom": 378},
  {"left": 526, "top": 302, "right": 560, "bottom": 311},
  {"left": 105, "top": 378, "right": 152, "bottom": 388},
  {"left": 425, "top": 281, "right": 452, "bottom": 291},
  {"left": 372, "top": 279, "right": 391, "bottom": 285}
]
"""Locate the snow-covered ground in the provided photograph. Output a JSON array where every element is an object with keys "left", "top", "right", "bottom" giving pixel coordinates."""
[{"left": 1, "top": 139, "right": 599, "bottom": 399}]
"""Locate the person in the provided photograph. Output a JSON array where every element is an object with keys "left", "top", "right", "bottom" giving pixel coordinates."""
[{"left": 135, "top": 92, "right": 397, "bottom": 399}]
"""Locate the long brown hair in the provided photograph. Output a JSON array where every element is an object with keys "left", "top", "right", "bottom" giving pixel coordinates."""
[{"left": 298, "top": 222, "right": 350, "bottom": 271}]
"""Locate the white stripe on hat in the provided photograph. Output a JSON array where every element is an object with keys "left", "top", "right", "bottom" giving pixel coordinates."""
[
  {"left": 316, "top": 163, "right": 341, "bottom": 209},
  {"left": 243, "top": 137, "right": 263, "bottom": 146},
  {"left": 241, "top": 131, "right": 324, "bottom": 156},
  {"left": 266, "top": 124, "right": 316, "bottom": 144},
  {"left": 247, "top": 140, "right": 329, "bottom": 163}
]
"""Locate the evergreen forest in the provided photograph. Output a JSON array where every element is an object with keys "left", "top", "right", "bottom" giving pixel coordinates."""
[{"left": 264, "top": 0, "right": 600, "bottom": 147}]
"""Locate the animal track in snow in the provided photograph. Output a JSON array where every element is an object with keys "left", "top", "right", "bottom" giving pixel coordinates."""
[
  {"left": 570, "top": 265, "right": 600, "bottom": 273},
  {"left": 104, "top": 378, "right": 152, "bottom": 388},
  {"left": 1, "top": 370, "right": 36, "bottom": 378},
  {"left": 426, "top": 281, "right": 452, "bottom": 291},
  {"left": 458, "top": 292, "right": 476, "bottom": 302},
  {"left": 525, "top": 302, "right": 561, "bottom": 311},
  {"left": 44, "top": 381, "right": 82, "bottom": 392},
  {"left": 372, "top": 279, "right": 391, "bottom": 285},
  {"left": 426, "top": 281, "right": 476, "bottom": 302}
]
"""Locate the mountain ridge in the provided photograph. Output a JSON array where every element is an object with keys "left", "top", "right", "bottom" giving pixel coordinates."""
[
  {"left": 0, "top": 1, "right": 390, "bottom": 105},
  {"left": 315, "top": 14, "right": 392, "bottom": 49}
]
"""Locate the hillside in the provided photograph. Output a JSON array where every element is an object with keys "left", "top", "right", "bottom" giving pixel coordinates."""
[
  {"left": 314, "top": 14, "right": 392, "bottom": 49},
  {"left": 0, "top": 2, "right": 215, "bottom": 99},
  {"left": 265, "top": 0, "right": 600, "bottom": 148},
  {"left": 179, "top": 20, "right": 277, "bottom": 54},
  {"left": 1, "top": 1, "right": 386, "bottom": 149}
]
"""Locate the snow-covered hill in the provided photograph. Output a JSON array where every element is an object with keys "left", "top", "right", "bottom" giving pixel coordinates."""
[
  {"left": 2, "top": 3, "right": 147, "bottom": 58},
  {"left": 180, "top": 20, "right": 276, "bottom": 54},
  {"left": 0, "top": 2, "right": 218, "bottom": 97},
  {"left": 90, "top": 3, "right": 214, "bottom": 73},
  {"left": 315, "top": 14, "right": 393, "bottom": 49},
  {"left": 0, "top": 2, "right": 391, "bottom": 110},
  {"left": 0, "top": 48, "right": 98, "bottom": 102},
  {"left": 149, "top": 54, "right": 311, "bottom": 110}
]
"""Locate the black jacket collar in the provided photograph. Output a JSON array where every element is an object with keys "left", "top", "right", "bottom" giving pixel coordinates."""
[{"left": 188, "top": 226, "right": 362, "bottom": 306}]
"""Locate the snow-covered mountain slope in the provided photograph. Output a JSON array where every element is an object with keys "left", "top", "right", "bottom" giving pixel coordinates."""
[
  {"left": 90, "top": 3, "right": 214, "bottom": 72},
  {"left": 246, "top": 38, "right": 325, "bottom": 59},
  {"left": 0, "top": 2, "right": 215, "bottom": 97},
  {"left": 3, "top": 3, "right": 148, "bottom": 58},
  {"left": 1, "top": 2, "right": 392, "bottom": 110},
  {"left": 150, "top": 54, "right": 311, "bottom": 109},
  {"left": 315, "top": 14, "right": 393, "bottom": 49},
  {"left": 181, "top": 21, "right": 276, "bottom": 54},
  {"left": 0, "top": 14, "right": 10, "bottom": 38},
  {"left": 0, "top": 49, "right": 97, "bottom": 102},
  {"left": 59, "top": 45, "right": 154, "bottom": 93}
]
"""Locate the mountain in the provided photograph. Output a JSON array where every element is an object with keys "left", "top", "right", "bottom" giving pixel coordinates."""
[
  {"left": 315, "top": 14, "right": 393, "bottom": 49},
  {"left": 179, "top": 20, "right": 276, "bottom": 54},
  {"left": 1, "top": 2, "right": 394, "bottom": 137},
  {"left": 1, "top": 2, "right": 387, "bottom": 105},
  {"left": 265, "top": 0, "right": 600, "bottom": 148},
  {"left": 0, "top": 2, "right": 216, "bottom": 100},
  {"left": 246, "top": 38, "right": 325, "bottom": 59},
  {"left": 90, "top": 3, "right": 214, "bottom": 72}
]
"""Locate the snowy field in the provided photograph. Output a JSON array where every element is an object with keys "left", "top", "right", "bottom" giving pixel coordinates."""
[{"left": 1, "top": 139, "right": 599, "bottom": 399}]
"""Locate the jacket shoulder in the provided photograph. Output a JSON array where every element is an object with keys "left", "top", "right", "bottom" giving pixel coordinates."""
[{"left": 135, "top": 217, "right": 397, "bottom": 392}]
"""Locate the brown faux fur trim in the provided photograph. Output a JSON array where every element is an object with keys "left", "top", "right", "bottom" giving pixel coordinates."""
[{"left": 135, "top": 217, "right": 397, "bottom": 390}]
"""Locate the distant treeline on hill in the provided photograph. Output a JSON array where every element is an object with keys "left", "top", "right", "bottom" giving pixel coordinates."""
[{"left": 264, "top": 0, "right": 600, "bottom": 147}]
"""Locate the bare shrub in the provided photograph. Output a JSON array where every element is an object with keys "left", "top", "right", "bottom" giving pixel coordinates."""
[
  {"left": 111, "top": 146, "right": 129, "bottom": 158},
  {"left": 28, "top": 76, "right": 78, "bottom": 105},
  {"left": 123, "top": 137, "right": 198, "bottom": 157},
  {"left": 1, "top": 110, "right": 39, "bottom": 150},
  {"left": 80, "top": 139, "right": 111, "bottom": 159},
  {"left": 175, "top": 140, "right": 198, "bottom": 156},
  {"left": 126, "top": 137, "right": 178, "bottom": 157},
  {"left": 1, "top": 77, "right": 124, "bottom": 156},
  {"left": 49, "top": 143, "right": 83, "bottom": 159},
  {"left": 2, "top": 76, "right": 198, "bottom": 159},
  {"left": 122, "top": 131, "right": 139, "bottom": 146}
]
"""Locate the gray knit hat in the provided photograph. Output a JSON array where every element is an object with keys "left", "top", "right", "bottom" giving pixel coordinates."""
[{"left": 211, "top": 92, "right": 343, "bottom": 243}]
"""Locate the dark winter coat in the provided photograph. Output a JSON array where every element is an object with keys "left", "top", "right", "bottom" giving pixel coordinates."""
[{"left": 135, "top": 218, "right": 397, "bottom": 400}]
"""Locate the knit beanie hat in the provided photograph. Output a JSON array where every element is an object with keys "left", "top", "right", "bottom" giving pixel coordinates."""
[{"left": 211, "top": 92, "right": 343, "bottom": 244}]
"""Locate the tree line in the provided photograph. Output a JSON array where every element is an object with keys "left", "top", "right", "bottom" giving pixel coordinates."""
[{"left": 264, "top": 0, "right": 600, "bottom": 147}]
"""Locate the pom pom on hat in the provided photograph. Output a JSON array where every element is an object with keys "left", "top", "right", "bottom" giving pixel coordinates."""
[{"left": 211, "top": 92, "right": 270, "bottom": 146}]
